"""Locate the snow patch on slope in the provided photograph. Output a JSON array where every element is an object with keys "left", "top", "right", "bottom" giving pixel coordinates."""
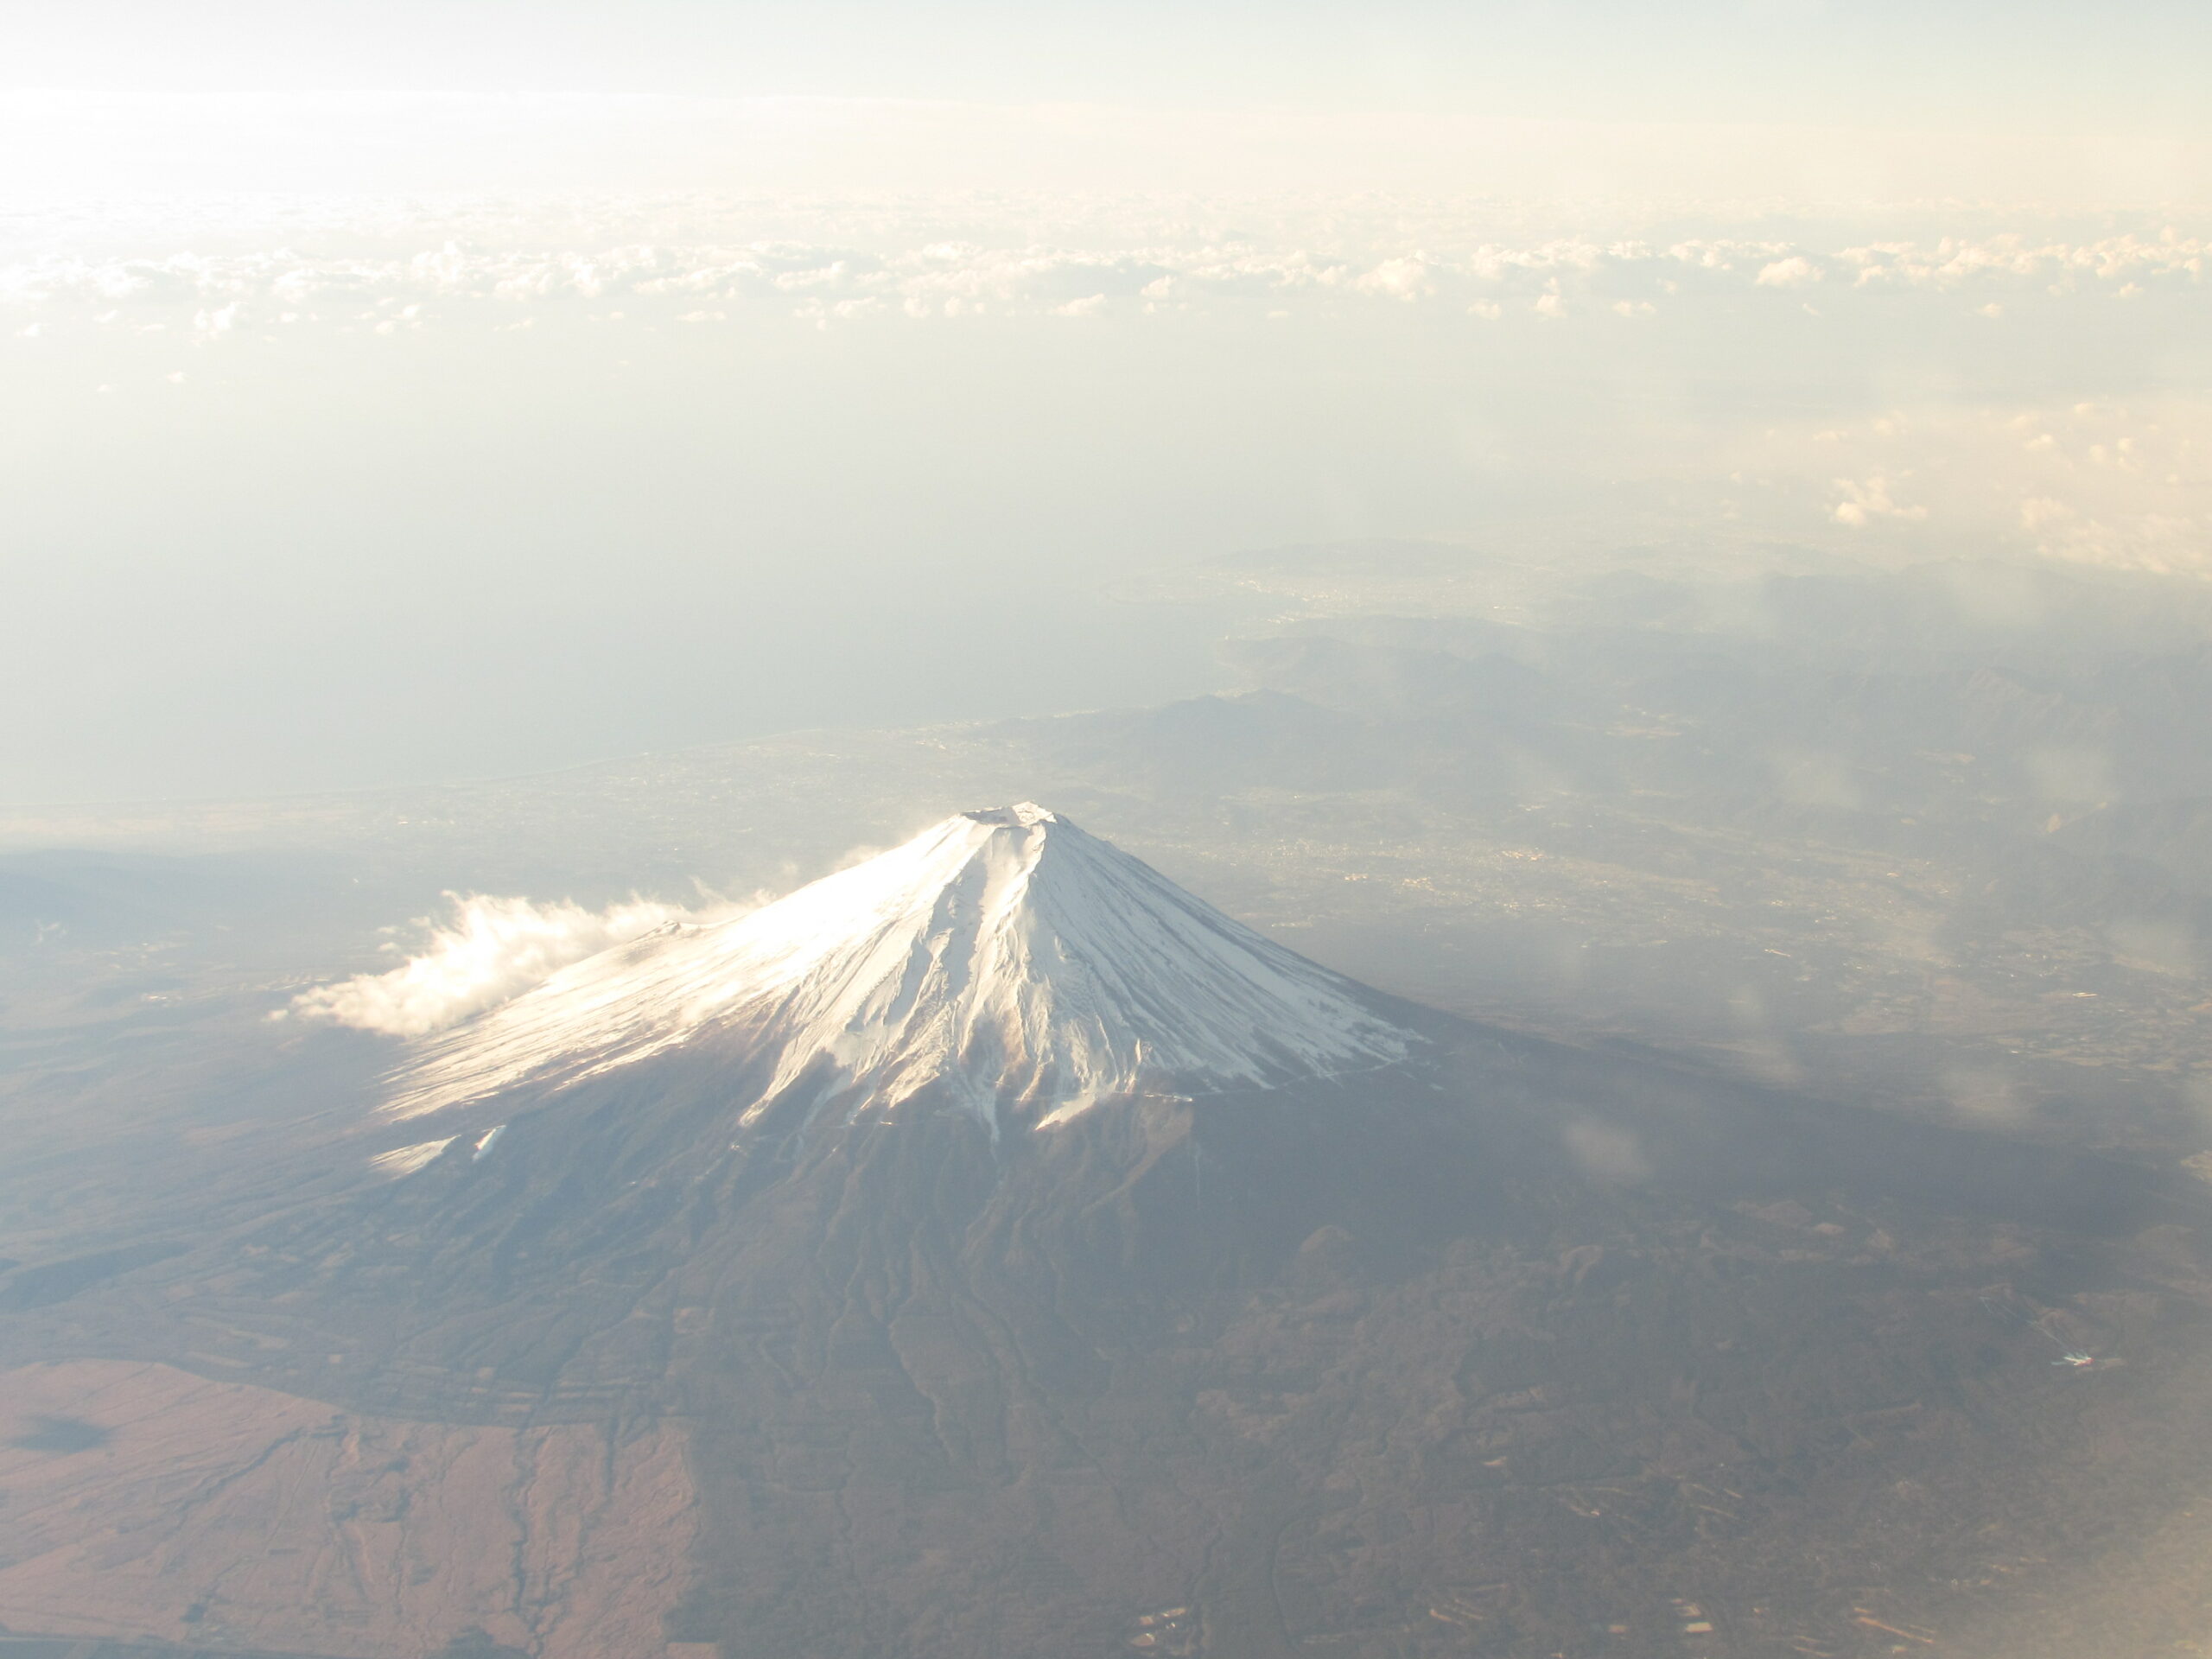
[{"left": 385, "top": 804, "right": 1414, "bottom": 1128}]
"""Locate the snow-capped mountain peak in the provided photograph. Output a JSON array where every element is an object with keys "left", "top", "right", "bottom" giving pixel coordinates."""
[{"left": 385, "top": 804, "right": 1414, "bottom": 1128}]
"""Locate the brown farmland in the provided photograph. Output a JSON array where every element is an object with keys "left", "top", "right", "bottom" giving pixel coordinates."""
[{"left": 0, "top": 1361, "right": 696, "bottom": 1658}]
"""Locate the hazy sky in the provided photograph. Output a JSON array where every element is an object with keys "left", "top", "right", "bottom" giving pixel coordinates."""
[
  {"left": 5, "top": 4, "right": 2209, "bottom": 804},
  {"left": 12, "top": 1, "right": 2212, "bottom": 138}
]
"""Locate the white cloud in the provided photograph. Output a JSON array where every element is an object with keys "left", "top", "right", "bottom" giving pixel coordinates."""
[
  {"left": 1354, "top": 257, "right": 1434, "bottom": 301},
  {"left": 1563, "top": 1120, "right": 1649, "bottom": 1185},
  {"left": 1831, "top": 474, "right": 1928, "bottom": 526},
  {"left": 1756, "top": 255, "right": 1822, "bottom": 288},
  {"left": 1719, "top": 396, "right": 2212, "bottom": 575},
  {"left": 3, "top": 203, "right": 2204, "bottom": 331},
  {"left": 287, "top": 890, "right": 753, "bottom": 1037}
]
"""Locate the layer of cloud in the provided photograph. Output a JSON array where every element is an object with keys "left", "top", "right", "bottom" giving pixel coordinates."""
[
  {"left": 1831, "top": 475, "right": 1929, "bottom": 527},
  {"left": 1719, "top": 398, "right": 2212, "bottom": 575},
  {"left": 287, "top": 890, "right": 750, "bottom": 1037},
  {"left": 2, "top": 200, "right": 2204, "bottom": 334}
]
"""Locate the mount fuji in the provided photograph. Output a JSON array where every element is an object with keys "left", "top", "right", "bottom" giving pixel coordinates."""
[
  {"left": 382, "top": 803, "right": 1417, "bottom": 1136},
  {"left": 8, "top": 805, "right": 2203, "bottom": 1659}
]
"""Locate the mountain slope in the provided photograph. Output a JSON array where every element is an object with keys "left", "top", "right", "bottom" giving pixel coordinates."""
[
  {"left": 386, "top": 803, "right": 1414, "bottom": 1132},
  {"left": 7, "top": 806, "right": 2212, "bottom": 1659}
]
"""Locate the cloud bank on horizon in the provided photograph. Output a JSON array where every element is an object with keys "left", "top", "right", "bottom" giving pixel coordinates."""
[
  {"left": 9, "top": 208, "right": 2208, "bottom": 326},
  {"left": 6, "top": 181, "right": 2208, "bottom": 806},
  {"left": 12, "top": 194, "right": 2204, "bottom": 577},
  {"left": 6, "top": 4, "right": 2209, "bottom": 808}
]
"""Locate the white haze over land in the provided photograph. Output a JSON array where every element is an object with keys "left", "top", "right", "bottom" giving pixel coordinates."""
[
  {"left": 6, "top": 11, "right": 2211, "bottom": 806},
  {"left": 287, "top": 889, "right": 753, "bottom": 1036},
  {"left": 10, "top": 180, "right": 2210, "bottom": 807}
]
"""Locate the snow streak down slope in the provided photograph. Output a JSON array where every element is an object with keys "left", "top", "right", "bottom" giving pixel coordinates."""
[{"left": 385, "top": 804, "right": 1414, "bottom": 1128}]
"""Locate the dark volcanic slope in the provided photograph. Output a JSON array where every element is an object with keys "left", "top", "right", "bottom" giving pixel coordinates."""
[
  {"left": 19, "top": 1007, "right": 2212, "bottom": 1659},
  {"left": 8, "top": 810, "right": 2212, "bottom": 1659}
]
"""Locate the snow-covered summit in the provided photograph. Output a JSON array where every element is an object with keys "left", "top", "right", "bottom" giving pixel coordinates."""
[{"left": 386, "top": 804, "right": 1414, "bottom": 1128}]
